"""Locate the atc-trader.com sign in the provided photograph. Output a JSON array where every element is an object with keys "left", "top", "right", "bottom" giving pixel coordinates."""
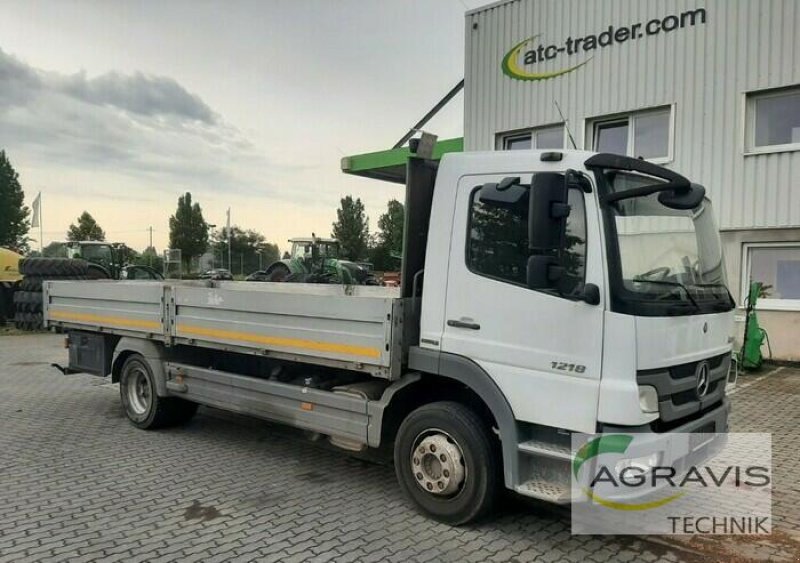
[{"left": 502, "top": 7, "right": 707, "bottom": 81}]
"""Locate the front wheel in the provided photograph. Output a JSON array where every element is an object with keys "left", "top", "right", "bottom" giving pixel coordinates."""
[
  {"left": 394, "top": 401, "right": 500, "bottom": 525},
  {"left": 119, "top": 355, "right": 197, "bottom": 429}
]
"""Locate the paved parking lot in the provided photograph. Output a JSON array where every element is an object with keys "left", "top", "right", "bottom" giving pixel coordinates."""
[{"left": 1, "top": 333, "right": 798, "bottom": 562}]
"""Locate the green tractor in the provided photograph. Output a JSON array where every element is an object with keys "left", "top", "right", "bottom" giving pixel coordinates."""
[
  {"left": 259, "top": 236, "right": 379, "bottom": 285},
  {"left": 56, "top": 241, "right": 162, "bottom": 280}
]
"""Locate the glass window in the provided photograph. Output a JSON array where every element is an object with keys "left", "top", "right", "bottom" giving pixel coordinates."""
[
  {"left": 750, "top": 88, "right": 800, "bottom": 149},
  {"left": 504, "top": 135, "right": 532, "bottom": 150},
  {"left": 467, "top": 178, "right": 586, "bottom": 295},
  {"left": 534, "top": 126, "right": 564, "bottom": 149},
  {"left": 745, "top": 245, "right": 800, "bottom": 309},
  {"left": 595, "top": 121, "right": 629, "bottom": 155},
  {"left": 592, "top": 108, "right": 671, "bottom": 161},
  {"left": 633, "top": 111, "right": 670, "bottom": 159},
  {"left": 500, "top": 125, "right": 564, "bottom": 150}
]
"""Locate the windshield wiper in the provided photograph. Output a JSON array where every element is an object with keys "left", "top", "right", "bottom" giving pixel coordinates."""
[
  {"left": 633, "top": 279, "right": 700, "bottom": 311},
  {"left": 692, "top": 282, "right": 737, "bottom": 308}
]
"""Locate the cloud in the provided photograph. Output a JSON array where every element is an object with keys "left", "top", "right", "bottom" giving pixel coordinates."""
[
  {"left": 0, "top": 47, "right": 215, "bottom": 123},
  {"left": 0, "top": 48, "right": 41, "bottom": 108},
  {"left": 0, "top": 46, "right": 323, "bottom": 204},
  {"left": 58, "top": 70, "right": 216, "bottom": 124}
]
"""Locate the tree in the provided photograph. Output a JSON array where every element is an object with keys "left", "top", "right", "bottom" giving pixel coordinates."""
[
  {"left": 210, "top": 226, "right": 279, "bottom": 275},
  {"left": 368, "top": 199, "right": 404, "bottom": 271},
  {"left": 67, "top": 211, "right": 106, "bottom": 241},
  {"left": 0, "top": 150, "right": 30, "bottom": 252},
  {"left": 168, "top": 192, "right": 208, "bottom": 271},
  {"left": 377, "top": 199, "right": 404, "bottom": 252},
  {"left": 331, "top": 196, "right": 369, "bottom": 261}
]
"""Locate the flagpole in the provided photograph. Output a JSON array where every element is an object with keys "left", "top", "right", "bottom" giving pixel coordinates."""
[{"left": 39, "top": 192, "right": 43, "bottom": 253}]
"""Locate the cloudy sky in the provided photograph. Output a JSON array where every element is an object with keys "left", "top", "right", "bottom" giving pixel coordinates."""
[{"left": 0, "top": 0, "right": 484, "bottom": 253}]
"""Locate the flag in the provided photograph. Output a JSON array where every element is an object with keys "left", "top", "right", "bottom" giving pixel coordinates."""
[{"left": 31, "top": 192, "right": 41, "bottom": 228}]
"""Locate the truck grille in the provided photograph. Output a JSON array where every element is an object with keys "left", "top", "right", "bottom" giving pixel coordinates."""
[{"left": 637, "top": 353, "right": 730, "bottom": 423}]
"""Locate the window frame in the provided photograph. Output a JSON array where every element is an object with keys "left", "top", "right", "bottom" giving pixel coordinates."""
[
  {"left": 587, "top": 105, "right": 675, "bottom": 164},
  {"left": 740, "top": 242, "right": 800, "bottom": 311},
  {"left": 743, "top": 85, "right": 800, "bottom": 156},
  {"left": 464, "top": 180, "right": 588, "bottom": 300},
  {"left": 496, "top": 123, "right": 566, "bottom": 151}
]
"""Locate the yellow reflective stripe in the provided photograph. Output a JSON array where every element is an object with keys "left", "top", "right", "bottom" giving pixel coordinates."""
[
  {"left": 49, "top": 310, "right": 161, "bottom": 330},
  {"left": 176, "top": 324, "right": 381, "bottom": 359}
]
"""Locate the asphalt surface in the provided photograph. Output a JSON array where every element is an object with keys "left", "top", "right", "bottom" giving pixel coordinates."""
[{"left": 0, "top": 332, "right": 798, "bottom": 562}]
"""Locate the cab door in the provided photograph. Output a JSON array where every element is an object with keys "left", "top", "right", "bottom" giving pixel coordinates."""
[{"left": 441, "top": 173, "right": 605, "bottom": 434}]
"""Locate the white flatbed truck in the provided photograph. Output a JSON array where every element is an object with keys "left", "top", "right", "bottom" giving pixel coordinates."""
[{"left": 44, "top": 150, "right": 735, "bottom": 524}]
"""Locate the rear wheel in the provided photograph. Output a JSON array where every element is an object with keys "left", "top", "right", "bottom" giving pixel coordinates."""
[
  {"left": 267, "top": 263, "right": 291, "bottom": 282},
  {"left": 119, "top": 355, "right": 197, "bottom": 429},
  {"left": 394, "top": 401, "right": 500, "bottom": 525}
]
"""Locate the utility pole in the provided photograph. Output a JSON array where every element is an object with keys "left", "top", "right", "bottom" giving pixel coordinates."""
[{"left": 148, "top": 226, "right": 153, "bottom": 267}]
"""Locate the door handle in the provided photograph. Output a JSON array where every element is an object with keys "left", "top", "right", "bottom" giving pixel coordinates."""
[{"left": 447, "top": 319, "right": 481, "bottom": 330}]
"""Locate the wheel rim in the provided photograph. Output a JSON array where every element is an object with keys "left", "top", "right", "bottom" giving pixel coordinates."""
[
  {"left": 410, "top": 429, "right": 467, "bottom": 497},
  {"left": 126, "top": 365, "right": 151, "bottom": 416}
]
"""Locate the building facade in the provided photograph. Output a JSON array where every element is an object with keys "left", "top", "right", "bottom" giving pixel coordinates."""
[{"left": 464, "top": 0, "right": 800, "bottom": 359}]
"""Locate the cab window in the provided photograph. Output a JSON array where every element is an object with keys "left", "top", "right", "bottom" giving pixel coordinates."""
[{"left": 466, "top": 179, "right": 587, "bottom": 296}]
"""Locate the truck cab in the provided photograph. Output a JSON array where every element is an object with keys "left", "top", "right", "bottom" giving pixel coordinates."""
[{"left": 404, "top": 149, "right": 733, "bottom": 507}]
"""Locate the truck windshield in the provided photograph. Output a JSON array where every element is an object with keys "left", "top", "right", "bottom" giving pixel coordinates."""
[{"left": 602, "top": 172, "right": 733, "bottom": 316}]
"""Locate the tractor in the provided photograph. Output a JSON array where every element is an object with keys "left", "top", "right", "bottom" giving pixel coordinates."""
[
  {"left": 57, "top": 241, "right": 162, "bottom": 280},
  {"left": 256, "top": 236, "right": 379, "bottom": 285}
]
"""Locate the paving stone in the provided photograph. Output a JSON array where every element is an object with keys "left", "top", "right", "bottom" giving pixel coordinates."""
[{"left": 0, "top": 334, "right": 797, "bottom": 562}]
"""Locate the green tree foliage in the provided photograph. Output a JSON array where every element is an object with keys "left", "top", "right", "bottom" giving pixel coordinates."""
[
  {"left": 211, "top": 226, "right": 280, "bottom": 275},
  {"left": 331, "top": 195, "right": 369, "bottom": 261},
  {"left": 377, "top": 199, "right": 404, "bottom": 251},
  {"left": 0, "top": 150, "right": 30, "bottom": 252},
  {"left": 368, "top": 199, "right": 404, "bottom": 271},
  {"left": 168, "top": 192, "right": 208, "bottom": 270},
  {"left": 67, "top": 211, "right": 106, "bottom": 241}
]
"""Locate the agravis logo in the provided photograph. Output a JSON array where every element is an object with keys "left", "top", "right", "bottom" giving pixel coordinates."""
[{"left": 571, "top": 432, "right": 772, "bottom": 535}]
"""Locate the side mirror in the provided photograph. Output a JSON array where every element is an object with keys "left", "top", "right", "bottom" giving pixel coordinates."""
[
  {"left": 529, "top": 172, "right": 570, "bottom": 251},
  {"left": 527, "top": 255, "right": 561, "bottom": 290}
]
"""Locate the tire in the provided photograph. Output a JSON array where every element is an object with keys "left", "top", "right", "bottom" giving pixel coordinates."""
[
  {"left": 394, "top": 401, "right": 500, "bottom": 525},
  {"left": 119, "top": 355, "right": 198, "bottom": 429},
  {"left": 20, "top": 275, "right": 87, "bottom": 292},
  {"left": 18, "top": 258, "right": 89, "bottom": 277},
  {"left": 15, "top": 311, "right": 43, "bottom": 331},
  {"left": 13, "top": 291, "right": 42, "bottom": 313},
  {"left": 267, "top": 263, "right": 292, "bottom": 282}
]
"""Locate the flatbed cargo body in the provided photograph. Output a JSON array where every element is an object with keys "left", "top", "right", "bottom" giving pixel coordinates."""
[{"left": 44, "top": 279, "right": 411, "bottom": 379}]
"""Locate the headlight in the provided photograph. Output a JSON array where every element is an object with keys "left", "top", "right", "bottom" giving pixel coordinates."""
[{"left": 638, "top": 385, "right": 659, "bottom": 414}]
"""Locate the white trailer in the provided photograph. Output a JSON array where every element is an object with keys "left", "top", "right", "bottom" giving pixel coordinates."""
[{"left": 45, "top": 150, "right": 735, "bottom": 524}]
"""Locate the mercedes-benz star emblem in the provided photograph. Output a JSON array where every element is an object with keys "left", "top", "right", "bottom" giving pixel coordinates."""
[{"left": 695, "top": 361, "right": 710, "bottom": 399}]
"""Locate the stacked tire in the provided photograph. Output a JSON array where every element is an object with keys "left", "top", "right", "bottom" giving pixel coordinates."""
[{"left": 15, "top": 258, "right": 89, "bottom": 331}]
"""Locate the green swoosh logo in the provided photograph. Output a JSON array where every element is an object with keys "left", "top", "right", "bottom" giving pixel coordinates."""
[
  {"left": 502, "top": 36, "right": 591, "bottom": 81},
  {"left": 573, "top": 434, "right": 633, "bottom": 478}
]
